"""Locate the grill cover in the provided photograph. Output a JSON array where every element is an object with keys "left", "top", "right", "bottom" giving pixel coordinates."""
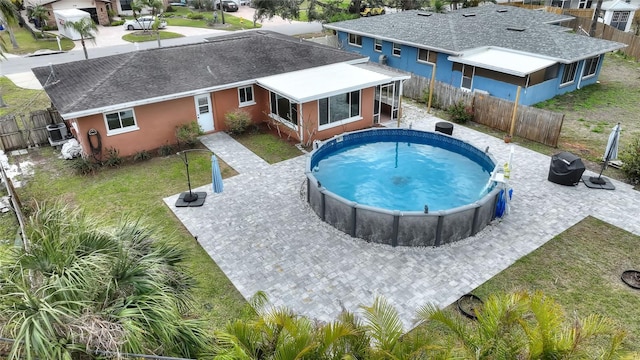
[{"left": 548, "top": 152, "right": 585, "bottom": 186}]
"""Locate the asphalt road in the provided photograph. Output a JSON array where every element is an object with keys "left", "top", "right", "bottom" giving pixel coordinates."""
[{"left": 1, "top": 12, "right": 323, "bottom": 76}]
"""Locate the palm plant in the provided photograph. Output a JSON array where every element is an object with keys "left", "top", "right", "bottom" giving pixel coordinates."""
[
  {"left": 29, "top": 4, "right": 49, "bottom": 35},
  {"left": 0, "top": 202, "right": 210, "bottom": 359},
  {"left": 64, "top": 17, "right": 98, "bottom": 60},
  {"left": 416, "top": 290, "right": 626, "bottom": 360}
]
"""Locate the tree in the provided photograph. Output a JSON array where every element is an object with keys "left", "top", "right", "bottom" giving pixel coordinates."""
[
  {"left": 29, "top": 4, "right": 49, "bottom": 35},
  {"left": 251, "top": 0, "right": 299, "bottom": 27},
  {"left": 64, "top": 17, "right": 98, "bottom": 60},
  {"left": 131, "top": 0, "right": 164, "bottom": 46},
  {"left": 590, "top": 0, "right": 604, "bottom": 37},
  {"left": 417, "top": 290, "right": 626, "bottom": 359},
  {"left": 0, "top": 203, "right": 211, "bottom": 359},
  {"left": 0, "top": 0, "right": 18, "bottom": 49}
]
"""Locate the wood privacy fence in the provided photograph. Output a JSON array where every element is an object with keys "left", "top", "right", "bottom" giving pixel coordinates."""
[
  {"left": 0, "top": 109, "right": 64, "bottom": 151},
  {"left": 566, "top": 17, "right": 640, "bottom": 60},
  {"left": 403, "top": 74, "right": 564, "bottom": 147}
]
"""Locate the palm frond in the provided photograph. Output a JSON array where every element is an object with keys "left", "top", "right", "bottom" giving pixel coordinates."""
[{"left": 360, "top": 296, "right": 404, "bottom": 353}]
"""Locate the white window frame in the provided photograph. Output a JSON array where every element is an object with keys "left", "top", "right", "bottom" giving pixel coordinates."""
[
  {"left": 582, "top": 56, "right": 600, "bottom": 79},
  {"left": 417, "top": 48, "right": 436, "bottom": 64},
  {"left": 238, "top": 85, "right": 255, "bottom": 107},
  {"left": 348, "top": 33, "right": 362, "bottom": 47},
  {"left": 318, "top": 90, "right": 362, "bottom": 131},
  {"left": 103, "top": 108, "right": 139, "bottom": 136},
  {"left": 461, "top": 64, "right": 474, "bottom": 91},
  {"left": 374, "top": 38, "right": 382, "bottom": 52},
  {"left": 392, "top": 43, "right": 401, "bottom": 57},
  {"left": 269, "top": 92, "right": 298, "bottom": 130},
  {"left": 560, "top": 62, "right": 578, "bottom": 86}
]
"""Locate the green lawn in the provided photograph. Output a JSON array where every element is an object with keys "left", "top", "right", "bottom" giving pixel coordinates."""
[
  {"left": 14, "top": 147, "right": 250, "bottom": 330},
  {"left": 231, "top": 127, "right": 303, "bottom": 164},
  {"left": 4, "top": 26, "right": 75, "bottom": 55},
  {"left": 122, "top": 30, "right": 184, "bottom": 42},
  {"left": 163, "top": 7, "right": 260, "bottom": 30},
  {"left": 471, "top": 216, "right": 640, "bottom": 355},
  {"left": 0, "top": 77, "right": 51, "bottom": 119}
]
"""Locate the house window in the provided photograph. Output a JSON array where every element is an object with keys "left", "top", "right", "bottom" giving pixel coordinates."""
[
  {"left": 120, "top": 0, "right": 133, "bottom": 10},
  {"left": 374, "top": 38, "right": 382, "bottom": 52},
  {"left": 270, "top": 92, "right": 298, "bottom": 126},
  {"left": 392, "top": 43, "right": 401, "bottom": 57},
  {"left": 578, "top": 0, "right": 592, "bottom": 8},
  {"left": 611, "top": 11, "right": 630, "bottom": 31},
  {"left": 104, "top": 109, "right": 137, "bottom": 134},
  {"left": 318, "top": 90, "right": 361, "bottom": 127},
  {"left": 461, "top": 65, "right": 474, "bottom": 90},
  {"left": 238, "top": 85, "right": 255, "bottom": 106},
  {"left": 582, "top": 56, "right": 600, "bottom": 78},
  {"left": 348, "top": 33, "right": 362, "bottom": 47},
  {"left": 417, "top": 48, "right": 437, "bottom": 64},
  {"left": 560, "top": 62, "right": 578, "bottom": 85}
]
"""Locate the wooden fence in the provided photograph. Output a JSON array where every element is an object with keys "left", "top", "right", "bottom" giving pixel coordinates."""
[
  {"left": 403, "top": 74, "right": 564, "bottom": 147},
  {"left": 566, "top": 17, "right": 640, "bottom": 60},
  {"left": 0, "top": 108, "right": 64, "bottom": 151}
]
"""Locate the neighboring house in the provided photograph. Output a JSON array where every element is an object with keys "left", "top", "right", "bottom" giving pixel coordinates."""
[
  {"left": 599, "top": 0, "right": 639, "bottom": 31},
  {"left": 25, "top": 0, "right": 111, "bottom": 25},
  {"left": 324, "top": 4, "right": 625, "bottom": 105},
  {"left": 32, "top": 31, "right": 409, "bottom": 158}
]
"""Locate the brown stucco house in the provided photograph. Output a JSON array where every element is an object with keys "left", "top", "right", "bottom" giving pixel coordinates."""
[{"left": 32, "top": 31, "right": 409, "bottom": 158}]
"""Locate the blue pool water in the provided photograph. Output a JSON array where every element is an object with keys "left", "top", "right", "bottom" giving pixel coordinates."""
[{"left": 312, "top": 141, "right": 492, "bottom": 212}]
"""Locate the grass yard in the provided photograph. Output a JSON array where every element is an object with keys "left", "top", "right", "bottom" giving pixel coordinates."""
[
  {"left": 231, "top": 126, "right": 303, "bottom": 164},
  {"left": 0, "top": 77, "right": 52, "bottom": 119},
  {"left": 122, "top": 30, "right": 184, "bottom": 42},
  {"left": 471, "top": 216, "right": 640, "bottom": 354},
  {"left": 4, "top": 26, "right": 75, "bottom": 55},
  {"left": 163, "top": 7, "right": 260, "bottom": 30},
  {"left": 10, "top": 147, "right": 250, "bottom": 330}
]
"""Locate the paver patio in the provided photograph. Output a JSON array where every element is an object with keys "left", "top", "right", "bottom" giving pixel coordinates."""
[{"left": 164, "top": 103, "right": 640, "bottom": 328}]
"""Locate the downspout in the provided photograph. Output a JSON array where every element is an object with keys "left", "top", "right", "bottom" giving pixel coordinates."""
[
  {"left": 427, "top": 62, "right": 436, "bottom": 113},
  {"left": 576, "top": 60, "right": 585, "bottom": 89},
  {"left": 299, "top": 103, "right": 303, "bottom": 143}
]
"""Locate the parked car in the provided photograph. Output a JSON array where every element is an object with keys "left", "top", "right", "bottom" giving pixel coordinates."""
[
  {"left": 360, "top": 3, "right": 385, "bottom": 16},
  {"left": 216, "top": 0, "right": 239, "bottom": 12},
  {"left": 123, "top": 16, "right": 167, "bottom": 30},
  {"left": 169, "top": 0, "right": 187, "bottom": 6}
]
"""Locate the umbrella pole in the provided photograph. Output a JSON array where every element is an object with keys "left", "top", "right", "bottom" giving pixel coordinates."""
[{"left": 182, "top": 151, "right": 198, "bottom": 203}]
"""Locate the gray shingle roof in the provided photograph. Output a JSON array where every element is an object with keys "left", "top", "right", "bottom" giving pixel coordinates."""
[
  {"left": 32, "top": 31, "right": 365, "bottom": 116},
  {"left": 324, "top": 4, "right": 625, "bottom": 62}
]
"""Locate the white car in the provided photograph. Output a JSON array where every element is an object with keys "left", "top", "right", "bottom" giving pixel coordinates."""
[{"left": 123, "top": 16, "right": 167, "bottom": 30}]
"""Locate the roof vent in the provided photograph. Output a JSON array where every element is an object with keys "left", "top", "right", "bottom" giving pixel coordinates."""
[
  {"left": 417, "top": 12, "right": 432, "bottom": 16},
  {"left": 507, "top": 26, "right": 526, "bottom": 31},
  {"left": 462, "top": 13, "right": 476, "bottom": 17},
  {"left": 496, "top": 8, "right": 508, "bottom": 13}
]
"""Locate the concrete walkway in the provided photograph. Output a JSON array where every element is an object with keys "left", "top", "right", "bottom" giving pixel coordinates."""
[{"left": 164, "top": 103, "right": 640, "bottom": 329}]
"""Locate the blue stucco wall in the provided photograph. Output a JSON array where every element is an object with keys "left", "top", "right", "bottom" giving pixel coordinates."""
[{"left": 336, "top": 31, "right": 606, "bottom": 105}]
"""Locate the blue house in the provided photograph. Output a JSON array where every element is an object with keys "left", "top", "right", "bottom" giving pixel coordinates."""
[{"left": 324, "top": 5, "right": 625, "bottom": 105}]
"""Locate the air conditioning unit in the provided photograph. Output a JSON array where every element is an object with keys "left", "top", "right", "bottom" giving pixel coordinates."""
[
  {"left": 47, "top": 123, "right": 68, "bottom": 142},
  {"left": 378, "top": 54, "right": 388, "bottom": 65}
]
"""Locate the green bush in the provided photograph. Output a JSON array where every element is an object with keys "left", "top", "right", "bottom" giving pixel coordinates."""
[
  {"left": 327, "top": 12, "right": 359, "bottom": 23},
  {"left": 165, "top": 4, "right": 176, "bottom": 12},
  {"left": 224, "top": 109, "right": 252, "bottom": 134},
  {"left": 103, "top": 147, "right": 123, "bottom": 167},
  {"left": 176, "top": 121, "right": 203, "bottom": 148},
  {"left": 110, "top": 20, "right": 125, "bottom": 26},
  {"left": 70, "top": 157, "right": 99, "bottom": 175},
  {"left": 133, "top": 150, "right": 151, "bottom": 162},
  {"left": 446, "top": 101, "right": 474, "bottom": 124},
  {"left": 187, "top": 12, "right": 205, "bottom": 19},
  {"left": 159, "top": 144, "right": 175, "bottom": 157},
  {"left": 620, "top": 135, "right": 640, "bottom": 184}
]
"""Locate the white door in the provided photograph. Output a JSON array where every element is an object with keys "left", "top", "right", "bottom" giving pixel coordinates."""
[{"left": 194, "top": 94, "right": 214, "bottom": 132}]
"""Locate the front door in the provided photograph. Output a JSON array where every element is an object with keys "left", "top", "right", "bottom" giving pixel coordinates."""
[{"left": 194, "top": 94, "right": 214, "bottom": 132}]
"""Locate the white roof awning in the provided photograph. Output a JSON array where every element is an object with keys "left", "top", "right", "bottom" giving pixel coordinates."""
[
  {"left": 256, "top": 62, "right": 406, "bottom": 103},
  {"left": 448, "top": 48, "right": 557, "bottom": 77}
]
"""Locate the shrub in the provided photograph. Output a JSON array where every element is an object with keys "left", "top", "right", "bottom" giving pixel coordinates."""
[
  {"left": 620, "top": 135, "right": 640, "bottom": 184},
  {"left": 327, "top": 12, "right": 359, "bottom": 23},
  {"left": 70, "top": 157, "right": 99, "bottom": 175},
  {"left": 224, "top": 109, "right": 252, "bottom": 134},
  {"left": 187, "top": 12, "right": 205, "bottom": 19},
  {"left": 159, "top": 143, "right": 175, "bottom": 157},
  {"left": 165, "top": 4, "right": 175, "bottom": 12},
  {"left": 176, "top": 121, "right": 203, "bottom": 148},
  {"left": 447, "top": 101, "right": 474, "bottom": 124},
  {"left": 133, "top": 150, "right": 151, "bottom": 162},
  {"left": 103, "top": 147, "right": 123, "bottom": 167},
  {"left": 110, "top": 20, "right": 125, "bottom": 26}
]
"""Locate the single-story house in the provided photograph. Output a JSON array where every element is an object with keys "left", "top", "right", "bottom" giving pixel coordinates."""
[
  {"left": 25, "top": 0, "right": 111, "bottom": 26},
  {"left": 32, "top": 31, "right": 409, "bottom": 158},
  {"left": 324, "top": 4, "right": 626, "bottom": 105},
  {"left": 599, "top": 0, "right": 639, "bottom": 32}
]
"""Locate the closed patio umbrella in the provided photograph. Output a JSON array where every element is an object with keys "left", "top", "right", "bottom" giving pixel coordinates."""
[
  {"left": 583, "top": 122, "right": 620, "bottom": 190},
  {"left": 212, "top": 154, "right": 224, "bottom": 194}
]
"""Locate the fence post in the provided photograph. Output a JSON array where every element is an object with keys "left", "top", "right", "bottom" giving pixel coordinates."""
[{"left": 509, "top": 85, "right": 522, "bottom": 138}]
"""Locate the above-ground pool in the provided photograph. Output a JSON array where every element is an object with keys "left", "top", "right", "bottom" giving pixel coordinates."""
[{"left": 305, "top": 128, "right": 501, "bottom": 247}]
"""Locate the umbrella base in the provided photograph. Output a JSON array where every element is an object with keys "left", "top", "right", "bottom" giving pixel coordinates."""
[
  {"left": 582, "top": 175, "right": 615, "bottom": 190},
  {"left": 175, "top": 191, "right": 207, "bottom": 207}
]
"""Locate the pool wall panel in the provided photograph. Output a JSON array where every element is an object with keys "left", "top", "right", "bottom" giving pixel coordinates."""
[
  {"left": 397, "top": 215, "right": 438, "bottom": 246},
  {"left": 324, "top": 192, "right": 356, "bottom": 235},
  {"left": 355, "top": 207, "right": 395, "bottom": 245}
]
